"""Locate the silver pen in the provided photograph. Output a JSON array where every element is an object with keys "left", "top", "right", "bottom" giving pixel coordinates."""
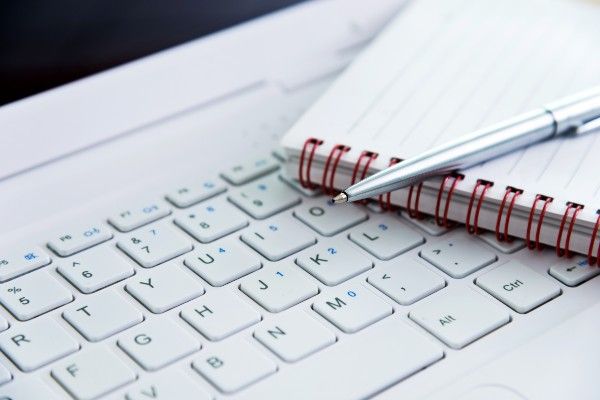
[{"left": 333, "top": 86, "right": 600, "bottom": 204}]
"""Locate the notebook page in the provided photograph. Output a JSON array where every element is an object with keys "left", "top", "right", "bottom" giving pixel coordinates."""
[{"left": 281, "top": 0, "right": 600, "bottom": 213}]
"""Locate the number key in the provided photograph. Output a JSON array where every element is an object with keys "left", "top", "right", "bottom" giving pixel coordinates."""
[
  {"left": 174, "top": 197, "right": 248, "bottom": 243},
  {"left": 0, "top": 270, "right": 73, "bottom": 321},
  {"left": 57, "top": 246, "right": 134, "bottom": 293},
  {"left": 118, "top": 223, "right": 193, "bottom": 268},
  {"left": 229, "top": 175, "right": 300, "bottom": 219}
]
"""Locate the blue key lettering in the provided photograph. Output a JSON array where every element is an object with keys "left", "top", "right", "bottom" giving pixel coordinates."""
[
  {"left": 268, "top": 225, "right": 278, "bottom": 231},
  {"left": 276, "top": 271, "right": 284, "bottom": 277},
  {"left": 24, "top": 253, "right": 37, "bottom": 261},
  {"left": 203, "top": 182, "right": 215, "bottom": 188},
  {"left": 327, "top": 247, "right": 337, "bottom": 255},
  {"left": 347, "top": 290, "right": 357, "bottom": 297},
  {"left": 378, "top": 224, "right": 388, "bottom": 231},
  {"left": 218, "top": 247, "right": 226, "bottom": 253},
  {"left": 206, "top": 206, "right": 215, "bottom": 213}
]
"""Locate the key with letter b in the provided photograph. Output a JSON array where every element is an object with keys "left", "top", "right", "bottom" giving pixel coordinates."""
[{"left": 192, "top": 339, "right": 277, "bottom": 393}]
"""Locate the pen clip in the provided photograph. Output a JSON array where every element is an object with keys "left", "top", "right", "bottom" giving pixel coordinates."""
[{"left": 575, "top": 116, "right": 600, "bottom": 135}]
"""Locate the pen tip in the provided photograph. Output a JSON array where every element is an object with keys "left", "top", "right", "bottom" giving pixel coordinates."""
[{"left": 332, "top": 192, "right": 348, "bottom": 204}]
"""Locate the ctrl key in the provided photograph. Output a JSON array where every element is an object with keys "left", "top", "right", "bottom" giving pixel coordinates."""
[
  {"left": 52, "top": 346, "right": 136, "bottom": 400},
  {"left": 192, "top": 340, "right": 277, "bottom": 393}
]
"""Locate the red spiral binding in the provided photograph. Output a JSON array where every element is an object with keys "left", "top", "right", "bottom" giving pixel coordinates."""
[
  {"left": 378, "top": 158, "right": 401, "bottom": 211},
  {"left": 587, "top": 212, "right": 600, "bottom": 266},
  {"left": 350, "top": 151, "right": 378, "bottom": 205},
  {"left": 525, "top": 195, "right": 553, "bottom": 250},
  {"left": 406, "top": 183, "right": 424, "bottom": 219},
  {"left": 556, "top": 203, "right": 583, "bottom": 258},
  {"left": 434, "top": 174, "right": 464, "bottom": 227},
  {"left": 465, "top": 180, "right": 493, "bottom": 234},
  {"left": 321, "top": 144, "right": 351, "bottom": 196},
  {"left": 495, "top": 187, "right": 523, "bottom": 242},
  {"left": 298, "top": 137, "right": 323, "bottom": 189},
  {"left": 350, "top": 151, "right": 378, "bottom": 185}
]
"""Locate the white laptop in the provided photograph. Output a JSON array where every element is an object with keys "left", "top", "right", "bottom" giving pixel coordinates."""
[{"left": 0, "top": 1, "right": 599, "bottom": 399}]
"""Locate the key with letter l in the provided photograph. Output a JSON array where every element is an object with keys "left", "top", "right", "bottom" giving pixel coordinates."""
[{"left": 349, "top": 217, "right": 424, "bottom": 260}]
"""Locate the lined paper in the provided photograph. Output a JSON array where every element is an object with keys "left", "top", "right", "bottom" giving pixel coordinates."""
[{"left": 282, "top": 0, "right": 600, "bottom": 209}]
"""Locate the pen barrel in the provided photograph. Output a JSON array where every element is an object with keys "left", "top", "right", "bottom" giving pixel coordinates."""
[{"left": 345, "top": 110, "right": 556, "bottom": 201}]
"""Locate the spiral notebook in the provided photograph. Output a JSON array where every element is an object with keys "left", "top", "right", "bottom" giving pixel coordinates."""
[{"left": 281, "top": 0, "right": 600, "bottom": 261}]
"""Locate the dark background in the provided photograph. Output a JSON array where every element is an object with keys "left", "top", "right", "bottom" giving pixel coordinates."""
[{"left": 0, "top": 0, "right": 306, "bottom": 106}]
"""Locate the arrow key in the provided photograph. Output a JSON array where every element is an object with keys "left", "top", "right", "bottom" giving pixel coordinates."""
[
  {"left": 549, "top": 256, "right": 600, "bottom": 287},
  {"left": 368, "top": 258, "right": 445, "bottom": 305}
]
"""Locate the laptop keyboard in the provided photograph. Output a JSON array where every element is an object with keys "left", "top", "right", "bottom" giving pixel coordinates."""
[{"left": 0, "top": 154, "right": 597, "bottom": 399}]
